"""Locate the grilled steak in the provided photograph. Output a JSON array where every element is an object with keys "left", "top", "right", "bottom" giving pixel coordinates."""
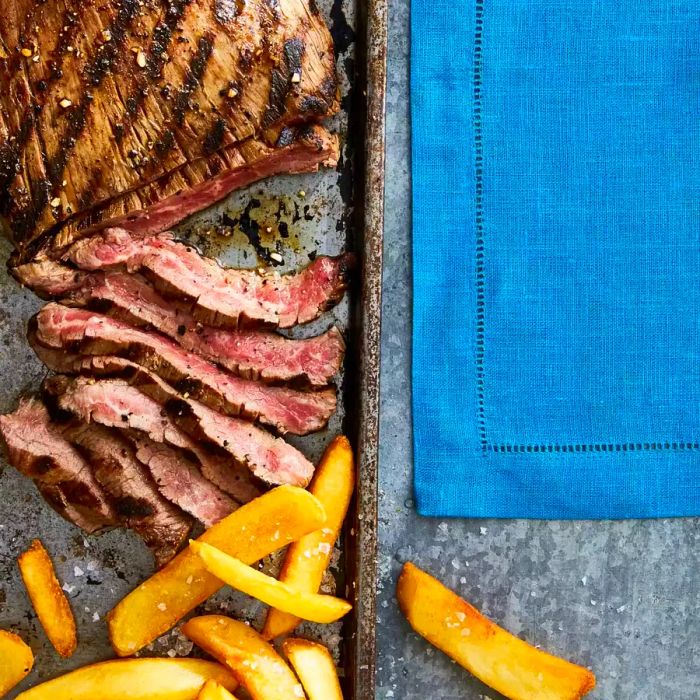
[
  {"left": 0, "top": 397, "right": 117, "bottom": 533},
  {"left": 61, "top": 421, "right": 192, "bottom": 566},
  {"left": 127, "top": 434, "right": 237, "bottom": 527},
  {"left": 44, "top": 126, "right": 339, "bottom": 256},
  {"left": 62, "top": 228, "right": 354, "bottom": 328},
  {"left": 14, "top": 262, "right": 345, "bottom": 386},
  {"left": 32, "top": 304, "right": 337, "bottom": 434},
  {"left": 33, "top": 342, "right": 262, "bottom": 502},
  {"left": 43, "top": 373, "right": 314, "bottom": 486},
  {"left": 1, "top": 0, "right": 338, "bottom": 255}
]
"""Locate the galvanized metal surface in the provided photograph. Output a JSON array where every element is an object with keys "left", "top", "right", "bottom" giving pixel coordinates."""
[{"left": 0, "top": 1, "right": 385, "bottom": 698}]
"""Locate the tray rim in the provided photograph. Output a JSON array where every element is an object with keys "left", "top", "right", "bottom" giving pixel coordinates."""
[{"left": 346, "top": 0, "right": 387, "bottom": 697}]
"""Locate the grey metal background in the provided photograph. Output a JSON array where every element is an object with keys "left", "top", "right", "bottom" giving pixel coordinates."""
[
  {"left": 375, "top": 1, "right": 700, "bottom": 698},
  {"left": 0, "top": 0, "right": 386, "bottom": 696}
]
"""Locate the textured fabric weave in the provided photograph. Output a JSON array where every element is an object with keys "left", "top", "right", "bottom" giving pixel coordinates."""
[{"left": 412, "top": 0, "right": 700, "bottom": 518}]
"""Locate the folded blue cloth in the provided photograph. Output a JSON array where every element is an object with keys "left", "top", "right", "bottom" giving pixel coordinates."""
[{"left": 412, "top": 0, "right": 700, "bottom": 518}]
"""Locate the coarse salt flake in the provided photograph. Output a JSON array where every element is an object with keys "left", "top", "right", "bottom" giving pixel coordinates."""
[
  {"left": 294, "top": 685, "right": 304, "bottom": 697},
  {"left": 157, "top": 603, "right": 167, "bottom": 611},
  {"left": 74, "top": 566, "right": 84, "bottom": 577}
]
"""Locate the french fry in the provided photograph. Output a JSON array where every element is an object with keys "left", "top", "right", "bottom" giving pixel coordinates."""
[
  {"left": 263, "top": 435, "right": 355, "bottom": 639},
  {"left": 108, "top": 486, "right": 326, "bottom": 656},
  {"left": 14, "top": 659, "right": 236, "bottom": 700},
  {"left": 0, "top": 630, "right": 34, "bottom": 697},
  {"left": 283, "top": 638, "right": 344, "bottom": 700},
  {"left": 18, "top": 539, "right": 77, "bottom": 658},
  {"left": 191, "top": 541, "right": 351, "bottom": 624},
  {"left": 183, "top": 616, "right": 306, "bottom": 700},
  {"left": 196, "top": 679, "right": 240, "bottom": 700},
  {"left": 397, "top": 563, "right": 596, "bottom": 700}
]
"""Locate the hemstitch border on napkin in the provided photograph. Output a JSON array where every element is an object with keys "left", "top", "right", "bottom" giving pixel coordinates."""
[{"left": 472, "top": 0, "right": 700, "bottom": 456}]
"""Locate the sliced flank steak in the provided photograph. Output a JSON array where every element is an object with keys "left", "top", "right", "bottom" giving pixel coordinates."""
[
  {"left": 32, "top": 304, "right": 336, "bottom": 435},
  {"left": 32, "top": 343, "right": 262, "bottom": 504},
  {"left": 0, "top": 397, "right": 117, "bottom": 533},
  {"left": 61, "top": 422, "right": 192, "bottom": 567},
  {"left": 61, "top": 228, "right": 354, "bottom": 329},
  {"left": 14, "top": 261, "right": 345, "bottom": 387},
  {"left": 43, "top": 373, "right": 315, "bottom": 488},
  {"left": 127, "top": 434, "right": 237, "bottom": 527}
]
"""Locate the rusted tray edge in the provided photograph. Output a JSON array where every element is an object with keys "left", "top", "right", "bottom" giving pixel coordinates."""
[{"left": 346, "top": 0, "right": 387, "bottom": 697}]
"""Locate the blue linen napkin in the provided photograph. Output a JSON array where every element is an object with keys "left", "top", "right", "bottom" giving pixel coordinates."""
[{"left": 412, "top": 0, "right": 700, "bottom": 518}]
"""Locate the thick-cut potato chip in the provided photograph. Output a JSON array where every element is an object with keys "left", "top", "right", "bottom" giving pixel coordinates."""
[
  {"left": 196, "top": 679, "right": 239, "bottom": 700},
  {"left": 263, "top": 436, "right": 355, "bottom": 639},
  {"left": 0, "top": 630, "right": 34, "bottom": 696},
  {"left": 14, "top": 658, "right": 236, "bottom": 700},
  {"left": 397, "top": 563, "right": 596, "bottom": 700},
  {"left": 283, "top": 638, "right": 344, "bottom": 700},
  {"left": 183, "top": 616, "right": 306, "bottom": 700},
  {"left": 18, "top": 539, "right": 77, "bottom": 658},
  {"left": 191, "top": 542, "right": 351, "bottom": 624},
  {"left": 108, "top": 486, "right": 326, "bottom": 656}
]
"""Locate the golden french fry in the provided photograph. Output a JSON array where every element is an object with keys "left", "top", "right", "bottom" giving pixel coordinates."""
[
  {"left": 18, "top": 539, "right": 77, "bottom": 658},
  {"left": 0, "top": 630, "right": 34, "bottom": 696},
  {"left": 283, "top": 638, "right": 344, "bottom": 700},
  {"left": 14, "top": 659, "right": 236, "bottom": 700},
  {"left": 196, "top": 679, "right": 240, "bottom": 700},
  {"left": 263, "top": 435, "right": 355, "bottom": 639},
  {"left": 183, "top": 616, "right": 306, "bottom": 700},
  {"left": 108, "top": 486, "right": 326, "bottom": 656},
  {"left": 397, "top": 563, "right": 596, "bottom": 700},
  {"left": 191, "top": 541, "right": 351, "bottom": 624}
]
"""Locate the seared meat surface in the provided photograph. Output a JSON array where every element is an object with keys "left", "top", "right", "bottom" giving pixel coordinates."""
[
  {"left": 0, "top": 397, "right": 117, "bottom": 533},
  {"left": 32, "top": 304, "right": 337, "bottom": 434},
  {"left": 0, "top": 0, "right": 338, "bottom": 255}
]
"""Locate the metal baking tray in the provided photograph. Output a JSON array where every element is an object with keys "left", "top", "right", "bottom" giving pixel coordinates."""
[{"left": 0, "top": 0, "right": 385, "bottom": 697}]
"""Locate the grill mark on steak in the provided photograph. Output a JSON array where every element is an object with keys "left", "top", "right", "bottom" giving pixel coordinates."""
[
  {"left": 32, "top": 304, "right": 336, "bottom": 435},
  {"left": 11, "top": 125, "right": 338, "bottom": 262},
  {"left": 42, "top": 372, "right": 315, "bottom": 487},
  {"left": 12, "top": 0, "right": 142, "bottom": 241},
  {"left": 0, "top": 396, "right": 117, "bottom": 534},
  {"left": 61, "top": 421, "right": 192, "bottom": 567},
  {"left": 127, "top": 433, "right": 237, "bottom": 527},
  {"left": 61, "top": 228, "right": 353, "bottom": 330},
  {"left": 14, "top": 261, "right": 345, "bottom": 386},
  {"left": 2, "top": 0, "right": 339, "bottom": 254}
]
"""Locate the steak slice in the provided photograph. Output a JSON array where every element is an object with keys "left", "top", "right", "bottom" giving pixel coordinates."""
[
  {"left": 14, "top": 262, "right": 345, "bottom": 387},
  {"left": 62, "top": 228, "right": 354, "bottom": 329},
  {"left": 1, "top": 0, "right": 338, "bottom": 254},
  {"left": 127, "top": 434, "right": 237, "bottom": 527},
  {"left": 0, "top": 397, "right": 117, "bottom": 533},
  {"left": 32, "top": 342, "right": 262, "bottom": 503},
  {"left": 61, "top": 422, "right": 192, "bottom": 567},
  {"left": 43, "top": 373, "right": 314, "bottom": 487},
  {"left": 32, "top": 304, "right": 336, "bottom": 435}
]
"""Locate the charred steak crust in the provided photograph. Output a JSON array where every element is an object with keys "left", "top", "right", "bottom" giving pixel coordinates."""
[
  {"left": 1, "top": 0, "right": 338, "bottom": 253},
  {"left": 31, "top": 304, "right": 337, "bottom": 435},
  {"left": 0, "top": 397, "right": 117, "bottom": 533}
]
